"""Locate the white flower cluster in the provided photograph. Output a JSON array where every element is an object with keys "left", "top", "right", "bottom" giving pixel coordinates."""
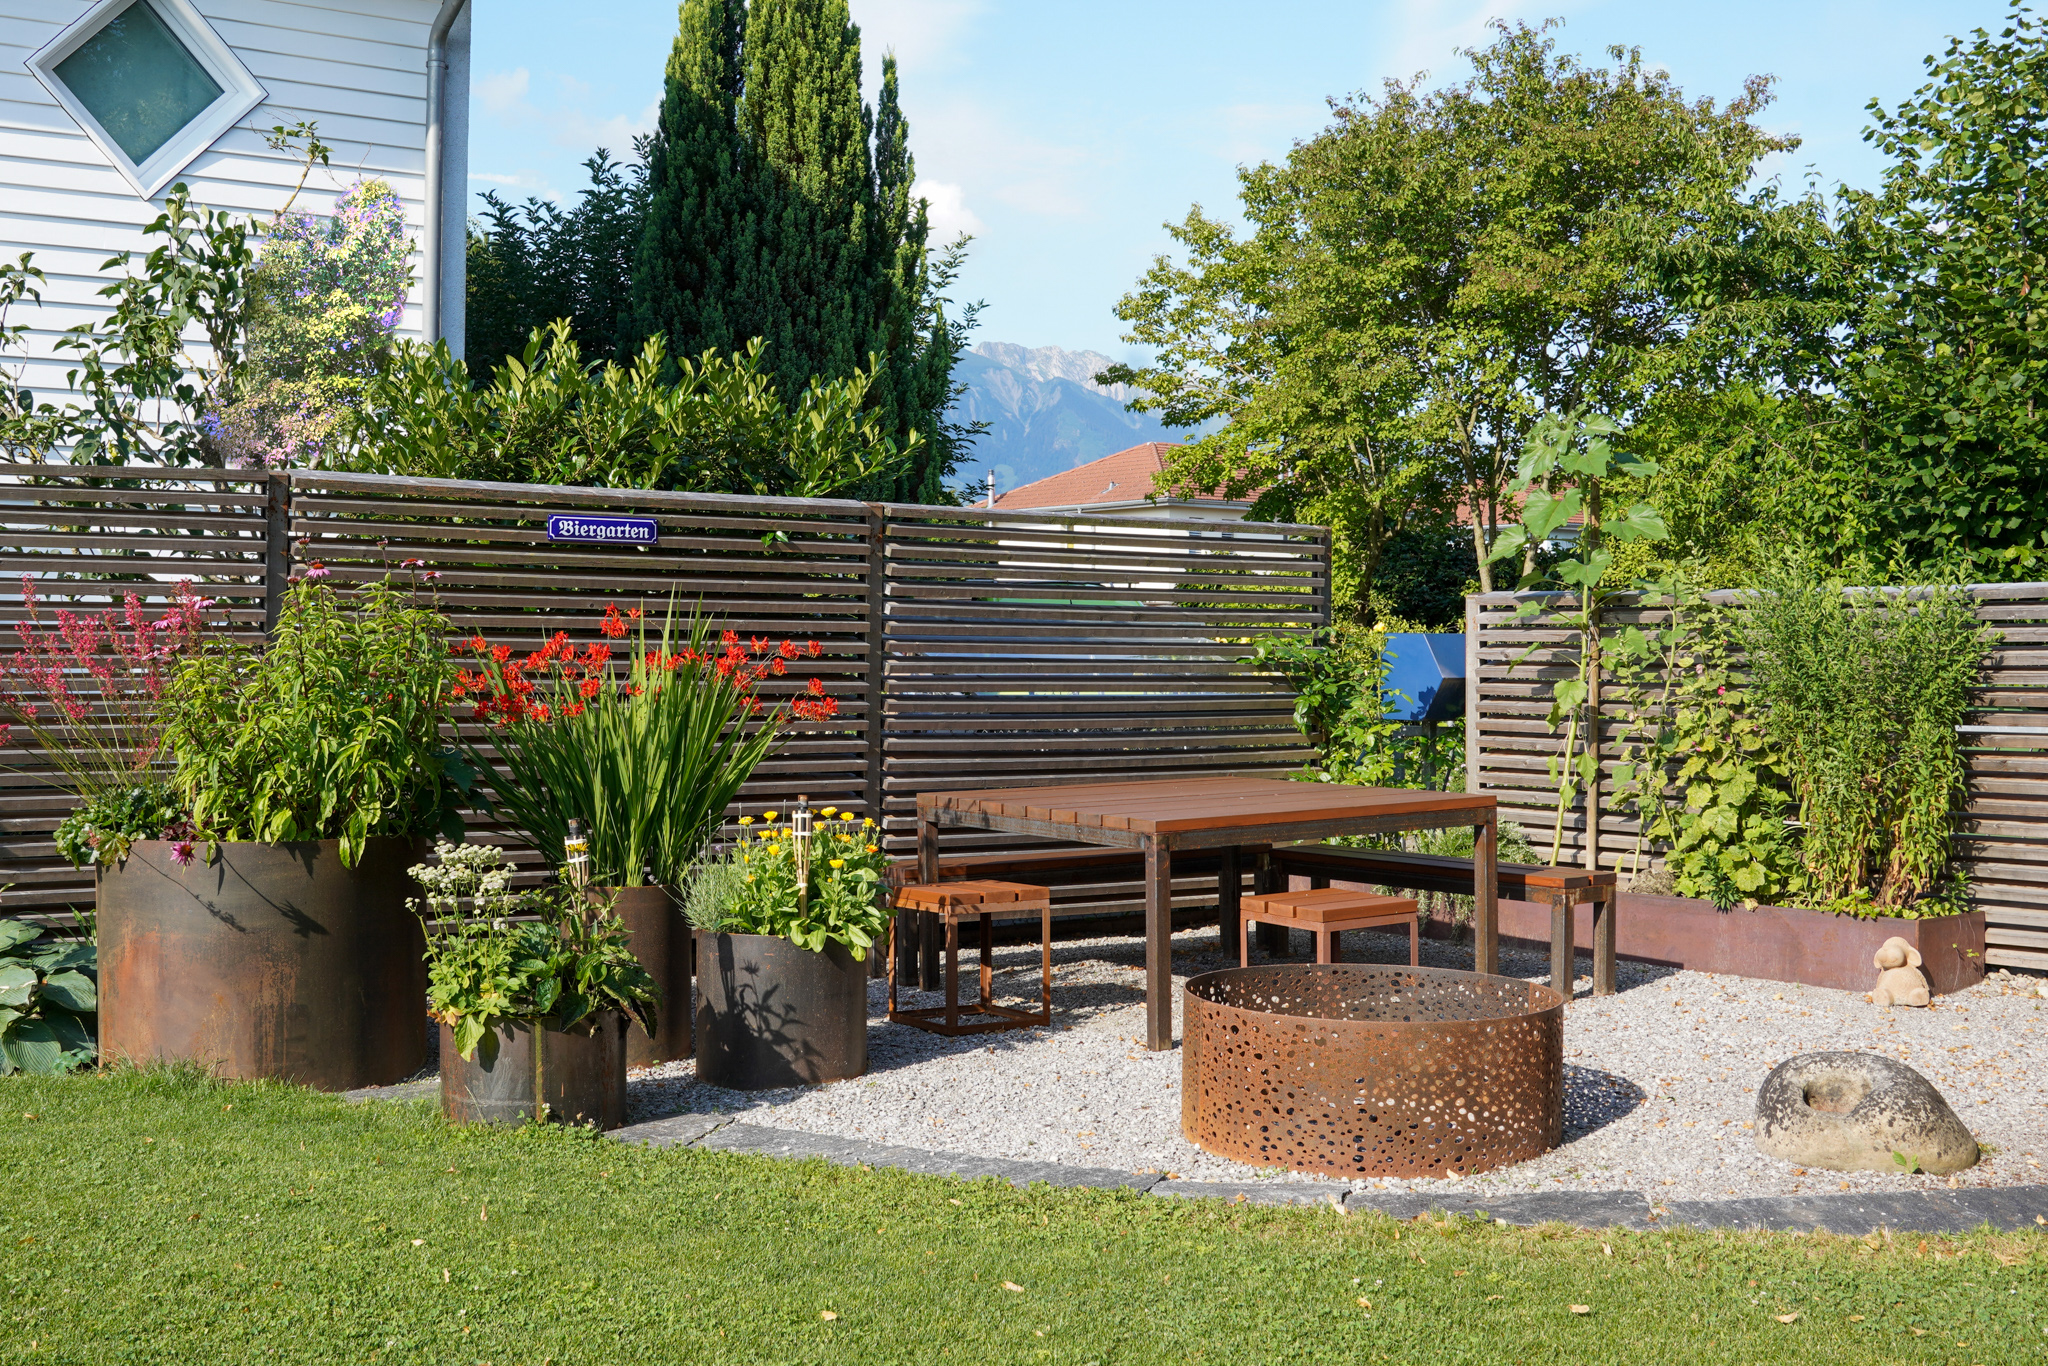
[{"left": 407, "top": 838, "right": 524, "bottom": 923}]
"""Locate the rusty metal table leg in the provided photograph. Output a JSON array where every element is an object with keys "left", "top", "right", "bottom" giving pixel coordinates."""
[
  {"left": 1217, "top": 845, "right": 1240, "bottom": 959},
  {"left": 1473, "top": 811, "right": 1499, "bottom": 976},
  {"left": 1593, "top": 888, "right": 1617, "bottom": 996},
  {"left": 1144, "top": 836, "right": 1173, "bottom": 1050},
  {"left": 1549, "top": 892, "right": 1573, "bottom": 998}
]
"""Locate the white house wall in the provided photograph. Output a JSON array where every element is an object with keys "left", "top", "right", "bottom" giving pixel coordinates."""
[{"left": 0, "top": 0, "right": 467, "bottom": 414}]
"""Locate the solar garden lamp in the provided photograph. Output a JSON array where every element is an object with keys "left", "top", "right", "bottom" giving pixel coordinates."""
[
  {"left": 792, "top": 796, "right": 813, "bottom": 916},
  {"left": 565, "top": 818, "right": 592, "bottom": 891}
]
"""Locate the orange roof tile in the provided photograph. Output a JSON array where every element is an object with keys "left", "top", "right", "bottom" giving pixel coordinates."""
[{"left": 992, "top": 442, "right": 1238, "bottom": 510}]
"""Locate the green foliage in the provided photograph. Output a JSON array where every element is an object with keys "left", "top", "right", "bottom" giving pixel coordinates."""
[
  {"left": 458, "top": 602, "right": 822, "bottom": 888},
  {"left": 1105, "top": 19, "right": 1820, "bottom": 607},
  {"left": 162, "top": 576, "right": 468, "bottom": 867},
  {"left": 0, "top": 918, "right": 96, "bottom": 1075},
  {"left": 51, "top": 782, "right": 187, "bottom": 870},
  {"left": 1609, "top": 583, "right": 1804, "bottom": 909},
  {"left": 341, "top": 323, "right": 911, "bottom": 498},
  {"left": 1244, "top": 625, "right": 1461, "bottom": 789},
  {"left": 1739, "top": 570, "right": 1986, "bottom": 911},
  {"left": 212, "top": 178, "right": 412, "bottom": 467},
  {"left": 685, "top": 806, "right": 891, "bottom": 957},
  {"left": 1837, "top": 1, "right": 2048, "bottom": 580},
  {"left": 633, "top": 0, "right": 972, "bottom": 501},
  {"left": 410, "top": 841, "right": 657, "bottom": 1063}
]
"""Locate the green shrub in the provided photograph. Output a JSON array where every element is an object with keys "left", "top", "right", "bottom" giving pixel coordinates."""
[{"left": 0, "top": 918, "right": 96, "bottom": 1074}]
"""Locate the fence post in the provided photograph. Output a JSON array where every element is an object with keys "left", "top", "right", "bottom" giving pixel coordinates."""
[
  {"left": 263, "top": 471, "right": 290, "bottom": 636},
  {"left": 865, "top": 505, "right": 894, "bottom": 982},
  {"left": 1464, "top": 593, "right": 1481, "bottom": 798}
]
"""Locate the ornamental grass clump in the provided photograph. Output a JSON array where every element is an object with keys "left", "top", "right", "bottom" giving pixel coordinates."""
[
  {"left": 1737, "top": 570, "right": 1986, "bottom": 914},
  {"left": 683, "top": 806, "right": 891, "bottom": 958},
  {"left": 410, "top": 839, "right": 656, "bottom": 1064},
  {"left": 458, "top": 601, "right": 838, "bottom": 887}
]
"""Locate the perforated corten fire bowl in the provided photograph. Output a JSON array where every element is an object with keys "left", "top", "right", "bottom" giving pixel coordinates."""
[{"left": 1181, "top": 964, "right": 1566, "bottom": 1179}]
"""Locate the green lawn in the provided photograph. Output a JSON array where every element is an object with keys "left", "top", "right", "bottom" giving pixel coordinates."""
[{"left": 1, "top": 1068, "right": 2042, "bottom": 1365}]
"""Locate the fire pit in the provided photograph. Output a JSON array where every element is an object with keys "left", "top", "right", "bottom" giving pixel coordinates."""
[{"left": 1181, "top": 964, "right": 1565, "bottom": 1178}]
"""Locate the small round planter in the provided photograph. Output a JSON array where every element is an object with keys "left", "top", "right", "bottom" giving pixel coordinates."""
[
  {"left": 693, "top": 930, "right": 867, "bottom": 1089},
  {"left": 96, "top": 836, "right": 426, "bottom": 1091},
  {"left": 438, "top": 1012, "right": 628, "bottom": 1129},
  {"left": 607, "top": 885, "right": 692, "bottom": 1068}
]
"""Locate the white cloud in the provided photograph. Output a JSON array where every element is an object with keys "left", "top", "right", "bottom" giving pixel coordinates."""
[
  {"left": 475, "top": 67, "right": 531, "bottom": 115},
  {"left": 849, "top": 0, "right": 984, "bottom": 75},
  {"left": 913, "top": 179, "right": 982, "bottom": 238}
]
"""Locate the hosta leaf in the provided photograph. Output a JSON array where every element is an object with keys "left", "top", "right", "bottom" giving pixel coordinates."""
[
  {"left": 39, "top": 970, "right": 96, "bottom": 1014},
  {"left": 27, "top": 941, "right": 94, "bottom": 973},
  {"left": 0, "top": 1018, "right": 69, "bottom": 1075},
  {"left": 0, "top": 964, "right": 36, "bottom": 1009},
  {"left": 0, "top": 920, "right": 42, "bottom": 954}
]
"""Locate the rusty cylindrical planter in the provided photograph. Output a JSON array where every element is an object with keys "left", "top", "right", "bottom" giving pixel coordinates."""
[
  {"left": 439, "top": 1013, "right": 628, "bottom": 1129},
  {"left": 693, "top": 930, "right": 867, "bottom": 1089},
  {"left": 1181, "top": 964, "right": 1565, "bottom": 1180},
  {"left": 605, "top": 885, "right": 691, "bottom": 1068},
  {"left": 96, "top": 837, "right": 427, "bottom": 1091}
]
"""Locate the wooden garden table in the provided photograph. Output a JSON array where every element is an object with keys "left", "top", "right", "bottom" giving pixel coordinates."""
[{"left": 915, "top": 776, "right": 1500, "bottom": 1051}]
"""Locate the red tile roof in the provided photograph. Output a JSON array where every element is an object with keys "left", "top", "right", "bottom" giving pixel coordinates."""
[{"left": 992, "top": 442, "right": 1238, "bottom": 510}]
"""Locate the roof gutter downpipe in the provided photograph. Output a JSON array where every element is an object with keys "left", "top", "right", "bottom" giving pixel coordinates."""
[{"left": 422, "top": 0, "right": 470, "bottom": 346}]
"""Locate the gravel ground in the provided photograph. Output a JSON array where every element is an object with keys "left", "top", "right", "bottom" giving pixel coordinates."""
[{"left": 628, "top": 927, "right": 2048, "bottom": 1203}]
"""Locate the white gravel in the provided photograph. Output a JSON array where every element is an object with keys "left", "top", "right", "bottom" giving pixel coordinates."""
[{"left": 628, "top": 926, "right": 2048, "bottom": 1202}]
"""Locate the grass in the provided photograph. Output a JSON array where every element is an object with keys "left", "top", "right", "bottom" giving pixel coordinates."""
[{"left": 1, "top": 1067, "right": 2043, "bottom": 1365}]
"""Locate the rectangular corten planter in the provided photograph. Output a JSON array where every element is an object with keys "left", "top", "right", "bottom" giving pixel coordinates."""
[{"left": 1429, "top": 894, "right": 1985, "bottom": 996}]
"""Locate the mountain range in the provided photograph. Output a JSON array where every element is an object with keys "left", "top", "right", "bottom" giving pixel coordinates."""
[{"left": 947, "top": 342, "right": 1187, "bottom": 499}]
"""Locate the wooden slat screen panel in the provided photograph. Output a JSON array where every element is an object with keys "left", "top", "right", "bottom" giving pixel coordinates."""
[
  {"left": 5, "top": 469, "right": 1332, "bottom": 922},
  {"left": 1, "top": 466, "right": 272, "bottom": 912},
  {"left": 1466, "top": 584, "right": 2048, "bottom": 973},
  {"left": 879, "top": 504, "right": 1326, "bottom": 914}
]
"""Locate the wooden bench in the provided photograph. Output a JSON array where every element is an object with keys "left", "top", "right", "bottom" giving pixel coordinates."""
[
  {"left": 1240, "top": 889, "right": 1420, "bottom": 967},
  {"left": 1268, "top": 845, "right": 1619, "bottom": 996},
  {"left": 890, "top": 881, "right": 1054, "bottom": 1035}
]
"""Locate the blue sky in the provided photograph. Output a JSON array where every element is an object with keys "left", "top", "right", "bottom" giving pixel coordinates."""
[{"left": 467, "top": 0, "right": 2012, "bottom": 358}]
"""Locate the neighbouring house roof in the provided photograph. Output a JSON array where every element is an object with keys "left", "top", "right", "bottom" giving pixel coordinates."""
[{"left": 992, "top": 442, "right": 1248, "bottom": 514}]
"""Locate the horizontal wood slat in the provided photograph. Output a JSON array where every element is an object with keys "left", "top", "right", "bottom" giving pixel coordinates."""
[{"left": 1468, "top": 583, "right": 2048, "bottom": 970}]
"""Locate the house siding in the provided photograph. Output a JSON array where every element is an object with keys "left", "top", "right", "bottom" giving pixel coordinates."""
[{"left": 0, "top": 0, "right": 467, "bottom": 408}]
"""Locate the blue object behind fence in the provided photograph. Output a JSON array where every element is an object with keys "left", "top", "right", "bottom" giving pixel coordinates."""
[{"left": 1381, "top": 633, "right": 1465, "bottom": 725}]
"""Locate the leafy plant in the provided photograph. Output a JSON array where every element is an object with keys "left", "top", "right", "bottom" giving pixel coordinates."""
[
  {"left": 1739, "top": 569, "right": 1986, "bottom": 911},
  {"left": 685, "top": 807, "right": 891, "bottom": 959},
  {"left": 411, "top": 840, "right": 657, "bottom": 1064},
  {"left": 0, "top": 918, "right": 96, "bottom": 1075},
  {"left": 460, "top": 602, "right": 837, "bottom": 888},
  {"left": 1245, "top": 624, "right": 1460, "bottom": 790},
  {"left": 52, "top": 782, "right": 192, "bottom": 870},
  {"left": 162, "top": 572, "right": 473, "bottom": 866},
  {"left": 1489, "top": 410, "right": 1668, "bottom": 864}
]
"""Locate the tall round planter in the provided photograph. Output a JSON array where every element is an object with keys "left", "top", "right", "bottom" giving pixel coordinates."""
[
  {"left": 439, "top": 1013, "right": 627, "bottom": 1129},
  {"left": 694, "top": 930, "right": 868, "bottom": 1089},
  {"left": 608, "top": 885, "right": 692, "bottom": 1068},
  {"left": 96, "top": 837, "right": 427, "bottom": 1091}
]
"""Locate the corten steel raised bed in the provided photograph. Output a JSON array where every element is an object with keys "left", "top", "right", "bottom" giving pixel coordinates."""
[
  {"left": 439, "top": 1013, "right": 628, "bottom": 1129},
  {"left": 609, "top": 886, "right": 691, "bottom": 1067},
  {"left": 1402, "top": 893, "right": 1986, "bottom": 996},
  {"left": 694, "top": 930, "right": 867, "bottom": 1089},
  {"left": 97, "top": 837, "right": 426, "bottom": 1091},
  {"left": 1181, "top": 964, "right": 1565, "bottom": 1179}
]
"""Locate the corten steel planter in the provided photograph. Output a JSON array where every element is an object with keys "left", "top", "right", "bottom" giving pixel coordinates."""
[
  {"left": 1405, "top": 892, "right": 1986, "bottom": 996},
  {"left": 438, "top": 1013, "right": 628, "bottom": 1129},
  {"left": 1181, "top": 964, "right": 1565, "bottom": 1180},
  {"left": 96, "top": 837, "right": 427, "bottom": 1091},
  {"left": 607, "top": 885, "right": 691, "bottom": 1068},
  {"left": 694, "top": 930, "right": 867, "bottom": 1089}
]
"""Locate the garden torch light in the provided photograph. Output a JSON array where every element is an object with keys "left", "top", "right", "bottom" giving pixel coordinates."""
[
  {"left": 793, "top": 796, "right": 812, "bottom": 916},
  {"left": 565, "top": 818, "right": 591, "bottom": 890}
]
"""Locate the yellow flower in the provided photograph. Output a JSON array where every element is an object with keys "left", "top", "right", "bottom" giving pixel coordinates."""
[
  {"left": 866, "top": 844, "right": 879, "bottom": 853},
  {"left": 862, "top": 817, "right": 875, "bottom": 828},
  {"left": 744, "top": 873, "right": 756, "bottom": 882},
  {"left": 767, "top": 845, "right": 781, "bottom": 857},
  {"left": 828, "top": 858, "right": 844, "bottom": 869},
  {"left": 738, "top": 816, "right": 754, "bottom": 826},
  {"left": 762, "top": 811, "right": 779, "bottom": 822},
  {"left": 821, "top": 807, "right": 838, "bottom": 818}
]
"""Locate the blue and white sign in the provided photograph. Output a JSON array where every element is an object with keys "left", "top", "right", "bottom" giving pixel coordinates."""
[{"left": 546, "top": 514, "right": 659, "bottom": 546}]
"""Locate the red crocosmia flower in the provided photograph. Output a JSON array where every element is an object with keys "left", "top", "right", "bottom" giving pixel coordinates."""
[
  {"left": 470, "top": 635, "right": 487, "bottom": 652},
  {"left": 750, "top": 636, "right": 770, "bottom": 655},
  {"left": 625, "top": 684, "right": 643, "bottom": 697},
  {"left": 807, "top": 640, "right": 822, "bottom": 658},
  {"left": 579, "top": 676, "right": 601, "bottom": 700},
  {"left": 770, "top": 658, "right": 786, "bottom": 676},
  {"left": 628, "top": 607, "right": 643, "bottom": 620},
  {"left": 532, "top": 703, "right": 551, "bottom": 723},
  {"left": 599, "top": 605, "right": 628, "bottom": 639},
  {"left": 721, "top": 630, "right": 739, "bottom": 647},
  {"left": 524, "top": 652, "right": 548, "bottom": 671},
  {"left": 806, "top": 677, "right": 826, "bottom": 696},
  {"left": 565, "top": 702, "right": 585, "bottom": 718},
  {"left": 491, "top": 644, "right": 513, "bottom": 663},
  {"left": 778, "top": 639, "right": 796, "bottom": 659}
]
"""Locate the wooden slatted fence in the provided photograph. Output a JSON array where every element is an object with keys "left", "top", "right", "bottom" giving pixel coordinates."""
[
  {"left": 1, "top": 467, "right": 1327, "bottom": 921},
  {"left": 1465, "top": 585, "right": 2048, "bottom": 973}
]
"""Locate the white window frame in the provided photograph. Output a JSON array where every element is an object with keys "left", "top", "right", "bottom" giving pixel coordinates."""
[{"left": 24, "top": 0, "right": 267, "bottom": 199}]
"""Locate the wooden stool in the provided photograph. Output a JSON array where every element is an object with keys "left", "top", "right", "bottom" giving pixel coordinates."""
[
  {"left": 889, "top": 880, "right": 1053, "bottom": 1035},
  {"left": 1241, "top": 889, "right": 1419, "bottom": 967},
  {"left": 1524, "top": 868, "right": 1620, "bottom": 997}
]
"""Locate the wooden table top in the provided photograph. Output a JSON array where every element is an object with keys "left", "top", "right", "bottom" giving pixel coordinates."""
[{"left": 917, "top": 776, "right": 1494, "bottom": 836}]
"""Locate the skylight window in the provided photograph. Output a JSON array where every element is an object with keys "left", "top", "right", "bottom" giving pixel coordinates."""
[{"left": 26, "top": 0, "right": 267, "bottom": 198}]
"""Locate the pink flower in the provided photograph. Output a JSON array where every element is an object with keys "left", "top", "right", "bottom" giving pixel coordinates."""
[
  {"left": 304, "top": 563, "right": 331, "bottom": 581},
  {"left": 0, "top": 723, "right": 10, "bottom": 748},
  {"left": 169, "top": 840, "right": 195, "bottom": 867}
]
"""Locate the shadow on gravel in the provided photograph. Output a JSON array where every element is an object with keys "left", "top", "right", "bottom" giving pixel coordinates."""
[{"left": 1562, "top": 1063, "right": 1647, "bottom": 1140}]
